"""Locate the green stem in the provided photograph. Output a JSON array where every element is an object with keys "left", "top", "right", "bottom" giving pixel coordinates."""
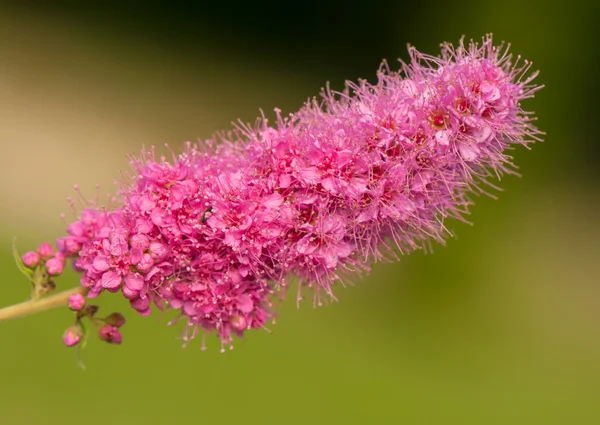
[{"left": 0, "top": 287, "right": 89, "bottom": 322}]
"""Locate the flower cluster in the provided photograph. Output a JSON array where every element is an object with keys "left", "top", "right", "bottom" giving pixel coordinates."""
[
  {"left": 30, "top": 36, "right": 542, "bottom": 350},
  {"left": 60, "top": 295, "right": 126, "bottom": 348},
  {"left": 19, "top": 242, "right": 65, "bottom": 297}
]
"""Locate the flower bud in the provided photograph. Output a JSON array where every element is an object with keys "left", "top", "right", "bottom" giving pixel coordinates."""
[
  {"left": 230, "top": 314, "right": 248, "bottom": 332},
  {"left": 62, "top": 325, "right": 82, "bottom": 347},
  {"left": 67, "top": 293, "right": 86, "bottom": 311},
  {"left": 21, "top": 251, "right": 40, "bottom": 269},
  {"left": 104, "top": 312, "right": 126, "bottom": 328},
  {"left": 98, "top": 324, "right": 122, "bottom": 344},
  {"left": 45, "top": 254, "right": 66, "bottom": 276},
  {"left": 56, "top": 236, "right": 82, "bottom": 256},
  {"left": 37, "top": 242, "right": 55, "bottom": 258}
]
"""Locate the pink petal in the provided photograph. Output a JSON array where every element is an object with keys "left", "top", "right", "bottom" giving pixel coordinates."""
[
  {"left": 473, "top": 126, "right": 493, "bottom": 143},
  {"left": 278, "top": 174, "right": 291, "bottom": 188},
  {"left": 93, "top": 256, "right": 111, "bottom": 272},
  {"left": 149, "top": 242, "right": 168, "bottom": 261},
  {"left": 298, "top": 167, "right": 319, "bottom": 183},
  {"left": 458, "top": 142, "right": 481, "bottom": 161},
  {"left": 135, "top": 218, "right": 153, "bottom": 234},
  {"left": 237, "top": 294, "right": 254, "bottom": 313},
  {"left": 101, "top": 271, "right": 122, "bottom": 289},
  {"left": 321, "top": 176, "right": 337, "bottom": 193},
  {"left": 124, "top": 273, "right": 144, "bottom": 291},
  {"left": 139, "top": 196, "right": 156, "bottom": 212},
  {"left": 131, "top": 296, "right": 151, "bottom": 311},
  {"left": 122, "top": 286, "right": 140, "bottom": 300},
  {"left": 435, "top": 130, "right": 449, "bottom": 146},
  {"left": 261, "top": 193, "right": 283, "bottom": 209},
  {"left": 170, "top": 299, "right": 184, "bottom": 309}
]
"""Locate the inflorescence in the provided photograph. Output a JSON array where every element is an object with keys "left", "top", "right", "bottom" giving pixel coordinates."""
[{"left": 16, "top": 36, "right": 543, "bottom": 351}]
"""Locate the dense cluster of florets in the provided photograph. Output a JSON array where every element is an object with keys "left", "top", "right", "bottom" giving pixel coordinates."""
[{"left": 27, "top": 36, "right": 542, "bottom": 350}]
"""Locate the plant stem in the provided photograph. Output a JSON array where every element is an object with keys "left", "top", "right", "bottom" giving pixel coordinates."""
[{"left": 0, "top": 287, "right": 88, "bottom": 322}]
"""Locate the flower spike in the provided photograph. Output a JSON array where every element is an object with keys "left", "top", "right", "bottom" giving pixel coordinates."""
[{"left": 3, "top": 35, "right": 542, "bottom": 353}]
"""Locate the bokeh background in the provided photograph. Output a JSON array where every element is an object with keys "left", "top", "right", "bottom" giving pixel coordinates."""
[{"left": 0, "top": 1, "right": 598, "bottom": 424}]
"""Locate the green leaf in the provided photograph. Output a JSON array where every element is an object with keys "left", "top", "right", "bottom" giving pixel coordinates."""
[{"left": 12, "top": 238, "right": 33, "bottom": 280}]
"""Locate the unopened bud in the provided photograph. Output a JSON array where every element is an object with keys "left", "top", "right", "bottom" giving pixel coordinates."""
[
  {"left": 98, "top": 325, "right": 122, "bottom": 344},
  {"left": 67, "top": 293, "right": 86, "bottom": 311},
  {"left": 230, "top": 314, "right": 248, "bottom": 332},
  {"left": 105, "top": 313, "right": 126, "bottom": 328},
  {"left": 62, "top": 325, "right": 82, "bottom": 347},
  {"left": 37, "top": 242, "right": 55, "bottom": 258},
  {"left": 21, "top": 251, "right": 40, "bottom": 269},
  {"left": 45, "top": 254, "right": 66, "bottom": 276}
]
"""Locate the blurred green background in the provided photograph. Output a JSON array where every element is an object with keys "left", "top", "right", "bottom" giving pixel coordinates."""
[{"left": 0, "top": 1, "right": 599, "bottom": 424}]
